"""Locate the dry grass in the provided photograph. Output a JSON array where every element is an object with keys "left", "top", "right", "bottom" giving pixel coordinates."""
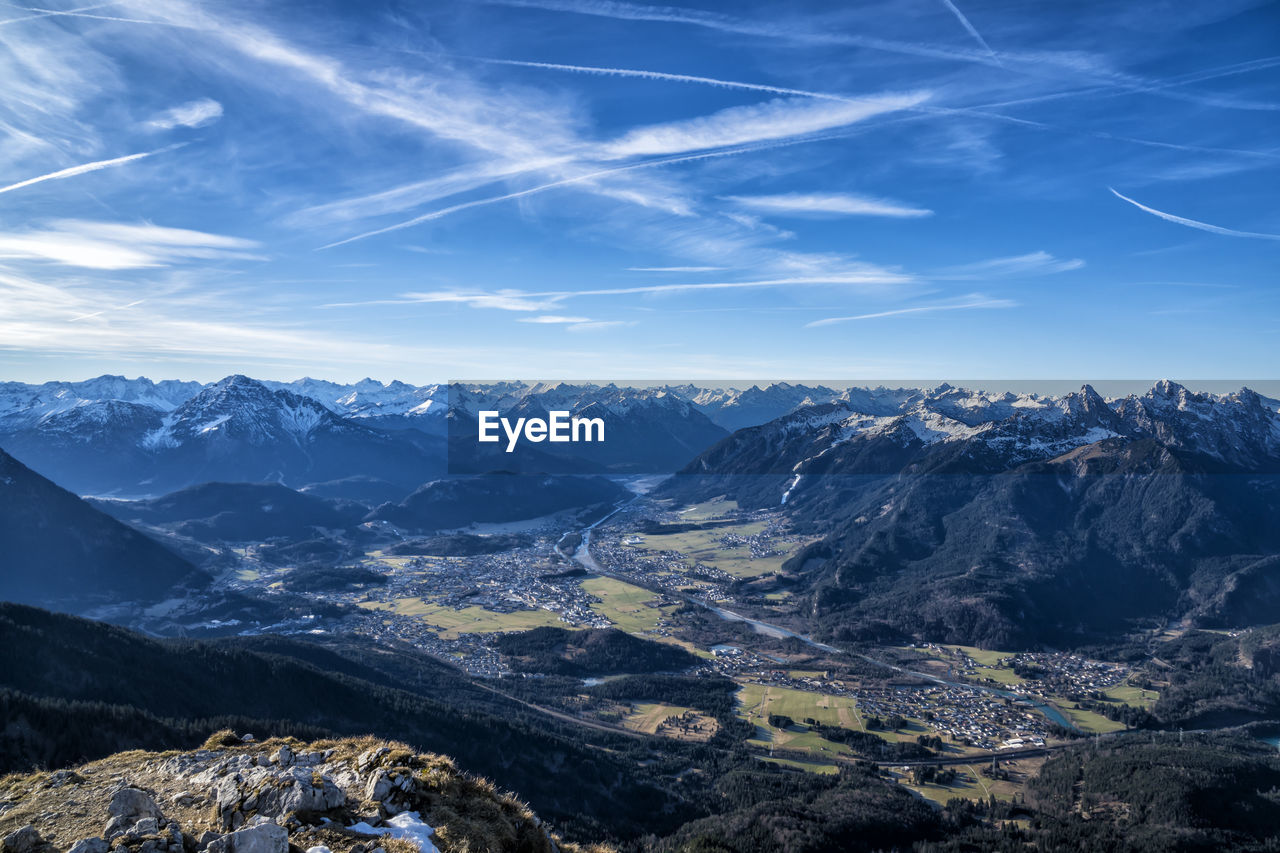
[{"left": 0, "top": 735, "right": 612, "bottom": 853}]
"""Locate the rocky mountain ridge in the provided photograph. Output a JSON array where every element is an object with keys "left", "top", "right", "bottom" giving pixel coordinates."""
[
  {"left": 0, "top": 735, "right": 602, "bottom": 853},
  {"left": 662, "top": 381, "right": 1280, "bottom": 647}
]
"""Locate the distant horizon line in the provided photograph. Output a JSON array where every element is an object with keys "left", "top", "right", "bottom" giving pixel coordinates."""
[{"left": 4, "top": 374, "right": 1279, "bottom": 399}]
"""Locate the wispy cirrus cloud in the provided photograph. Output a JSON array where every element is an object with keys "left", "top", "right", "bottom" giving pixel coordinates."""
[
  {"left": 519, "top": 314, "right": 592, "bottom": 323},
  {"left": 0, "top": 146, "right": 177, "bottom": 195},
  {"left": 463, "top": 55, "right": 854, "bottom": 102},
  {"left": 805, "top": 294, "right": 1014, "bottom": 327},
  {"left": 2, "top": 4, "right": 185, "bottom": 26},
  {"left": 324, "top": 258, "right": 914, "bottom": 315},
  {"left": 565, "top": 319, "right": 635, "bottom": 332},
  {"left": 598, "top": 93, "right": 929, "bottom": 160},
  {"left": 723, "top": 192, "right": 933, "bottom": 219},
  {"left": 626, "top": 266, "right": 728, "bottom": 272},
  {"left": 325, "top": 290, "right": 558, "bottom": 312},
  {"left": 486, "top": 0, "right": 1280, "bottom": 112},
  {"left": 0, "top": 220, "right": 263, "bottom": 269},
  {"left": 311, "top": 87, "right": 928, "bottom": 247},
  {"left": 145, "top": 97, "right": 223, "bottom": 130},
  {"left": 937, "top": 0, "right": 998, "bottom": 61},
  {"left": 0, "top": 268, "right": 486, "bottom": 373},
  {"left": 316, "top": 131, "right": 901, "bottom": 249},
  {"left": 1110, "top": 188, "right": 1280, "bottom": 241},
  {"left": 119, "top": 0, "right": 582, "bottom": 162},
  {"left": 933, "top": 251, "right": 1084, "bottom": 279},
  {"left": 461, "top": 55, "right": 1280, "bottom": 167},
  {"left": 484, "top": 0, "right": 1006, "bottom": 67}
]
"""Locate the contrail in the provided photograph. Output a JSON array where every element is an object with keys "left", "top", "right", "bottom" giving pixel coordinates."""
[
  {"left": 0, "top": 146, "right": 180, "bottom": 195},
  {"left": 0, "top": 2, "right": 114, "bottom": 26},
  {"left": 484, "top": 0, "right": 1278, "bottom": 111},
  {"left": 806, "top": 297, "right": 1013, "bottom": 327},
  {"left": 3, "top": 4, "right": 182, "bottom": 26},
  {"left": 1110, "top": 188, "right": 1280, "bottom": 241},
  {"left": 318, "top": 132, "right": 894, "bottom": 250},
  {"left": 462, "top": 56, "right": 1279, "bottom": 161},
  {"left": 466, "top": 56, "right": 850, "bottom": 102},
  {"left": 937, "top": 0, "right": 999, "bottom": 62},
  {"left": 69, "top": 299, "right": 144, "bottom": 322}
]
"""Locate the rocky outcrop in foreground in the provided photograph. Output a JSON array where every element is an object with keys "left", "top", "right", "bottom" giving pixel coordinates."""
[{"left": 0, "top": 734, "right": 606, "bottom": 853}]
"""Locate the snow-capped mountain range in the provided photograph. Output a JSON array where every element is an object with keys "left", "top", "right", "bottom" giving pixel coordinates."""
[
  {"left": 662, "top": 381, "right": 1280, "bottom": 648},
  {"left": 680, "top": 381, "right": 1280, "bottom": 490},
  {"left": 2, "top": 374, "right": 1276, "bottom": 497}
]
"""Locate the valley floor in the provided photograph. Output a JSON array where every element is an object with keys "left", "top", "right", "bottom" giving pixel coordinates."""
[{"left": 207, "top": 494, "right": 1172, "bottom": 809}]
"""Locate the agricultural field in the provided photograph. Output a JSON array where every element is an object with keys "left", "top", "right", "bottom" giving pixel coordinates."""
[
  {"left": 622, "top": 519, "right": 807, "bottom": 579},
  {"left": 1055, "top": 701, "right": 1128, "bottom": 734},
  {"left": 737, "top": 681, "right": 980, "bottom": 759},
  {"left": 581, "top": 575, "right": 678, "bottom": 634},
  {"left": 757, "top": 753, "right": 839, "bottom": 773},
  {"left": 675, "top": 497, "right": 739, "bottom": 521},
  {"left": 939, "top": 645, "right": 1025, "bottom": 685},
  {"left": 756, "top": 756, "right": 839, "bottom": 775},
  {"left": 357, "top": 598, "right": 567, "bottom": 638},
  {"left": 886, "top": 756, "right": 1045, "bottom": 806},
  {"left": 362, "top": 552, "right": 445, "bottom": 571},
  {"left": 738, "top": 683, "right": 856, "bottom": 756},
  {"left": 1103, "top": 680, "right": 1159, "bottom": 709},
  {"left": 738, "top": 682, "right": 864, "bottom": 730},
  {"left": 621, "top": 702, "right": 719, "bottom": 742}
]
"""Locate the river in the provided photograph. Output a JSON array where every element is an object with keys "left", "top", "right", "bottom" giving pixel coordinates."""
[{"left": 562, "top": 502, "right": 1081, "bottom": 733}]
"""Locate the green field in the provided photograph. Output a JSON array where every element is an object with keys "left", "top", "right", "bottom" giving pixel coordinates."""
[
  {"left": 620, "top": 702, "right": 717, "bottom": 741},
  {"left": 1103, "top": 681, "right": 1159, "bottom": 709},
  {"left": 623, "top": 702, "right": 694, "bottom": 734},
  {"left": 935, "top": 645, "right": 1025, "bottom": 685},
  {"left": 675, "top": 497, "right": 739, "bottom": 521},
  {"left": 756, "top": 756, "right": 839, "bottom": 775},
  {"left": 622, "top": 520, "right": 807, "bottom": 579},
  {"left": 943, "top": 645, "right": 1016, "bottom": 667},
  {"left": 738, "top": 683, "right": 863, "bottom": 729},
  {"left": 736, "top": 683, "right": 972, "bottom": 771},
  {"left": 581, "top": 575, "right": 677, "bottom": 634},
  {"left": 737, "top": 683, "right": 863, "bottom": 756},
  {"left": 888, "top": 763, "right": 1025, "bottom": 805},
  {"left": 358, "top": 598, "right": 567, "bottom": 638},
  {"left": 1056, "top": 701, "right": 1128, "bottom": 734},
  {"left": 736, "top": 681, "right": 978, "bottom": 757}
]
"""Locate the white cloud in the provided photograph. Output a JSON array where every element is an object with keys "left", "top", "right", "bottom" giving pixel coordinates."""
[
  {"left": 0, "top": 147, "right": 174, "bottom": 195},
  {"left": 123, "top": 0, "right": 578, "bottom": 162},
  {"left": 0, "top": 268, "right": 479, "bottom": 371},
  {"left": 487, "top": 0, "right": 1280, "bottom": 111},
  {"left": 806, "top": 295, "right": 1014, "bottom": 327},
  {"left": 565, "top": 320, "right": 635, "bottom": 332},
  {"left": 937, "top": 0, "right": 998, "bottom": 60},
  {"left": 934, "top": 251, "right": 1084, "bottom": 278},
  {"left": 626, "top": 266, "right": 728, "bottom": 272},
  {"left": 599, "top": 94, "right": 929, "bottom": 160},
  {"left": 395, "top": 290, "right": 557, "bottom": 312},
  {"left": 0, "top": 220, "right": 263, "bottom": 269},
  {"left": 519, "top": 314, "right": 592, "bottom": 323},
  {"left": 145, "top": 97, "right": 223, "bottom": 130},
  {"left": 723, "top": 192, "right": 933, "bottom": 218},
  {"left": 566, "top": 271, "right": 912, "bottom": 298},
  {"left": 1110, "top": 188, "right": 1280, "bottom": 241}
]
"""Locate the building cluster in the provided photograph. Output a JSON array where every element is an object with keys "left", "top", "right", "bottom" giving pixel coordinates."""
[
  {"left": 920, "top": 644, "right": 1131, "bottom": 703},
  {"left": 738, "top": 669, "right": 1053, "bottom": 751}
]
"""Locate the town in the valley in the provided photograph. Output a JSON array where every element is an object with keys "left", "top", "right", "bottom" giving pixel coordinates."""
[{"left": 218, "top": 492, "right": 1162, "bottom": 801}]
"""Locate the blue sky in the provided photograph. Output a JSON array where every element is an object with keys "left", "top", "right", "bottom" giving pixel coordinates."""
[{"left": 0, "top": 0, "right": 1277, "bottom": 383}]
